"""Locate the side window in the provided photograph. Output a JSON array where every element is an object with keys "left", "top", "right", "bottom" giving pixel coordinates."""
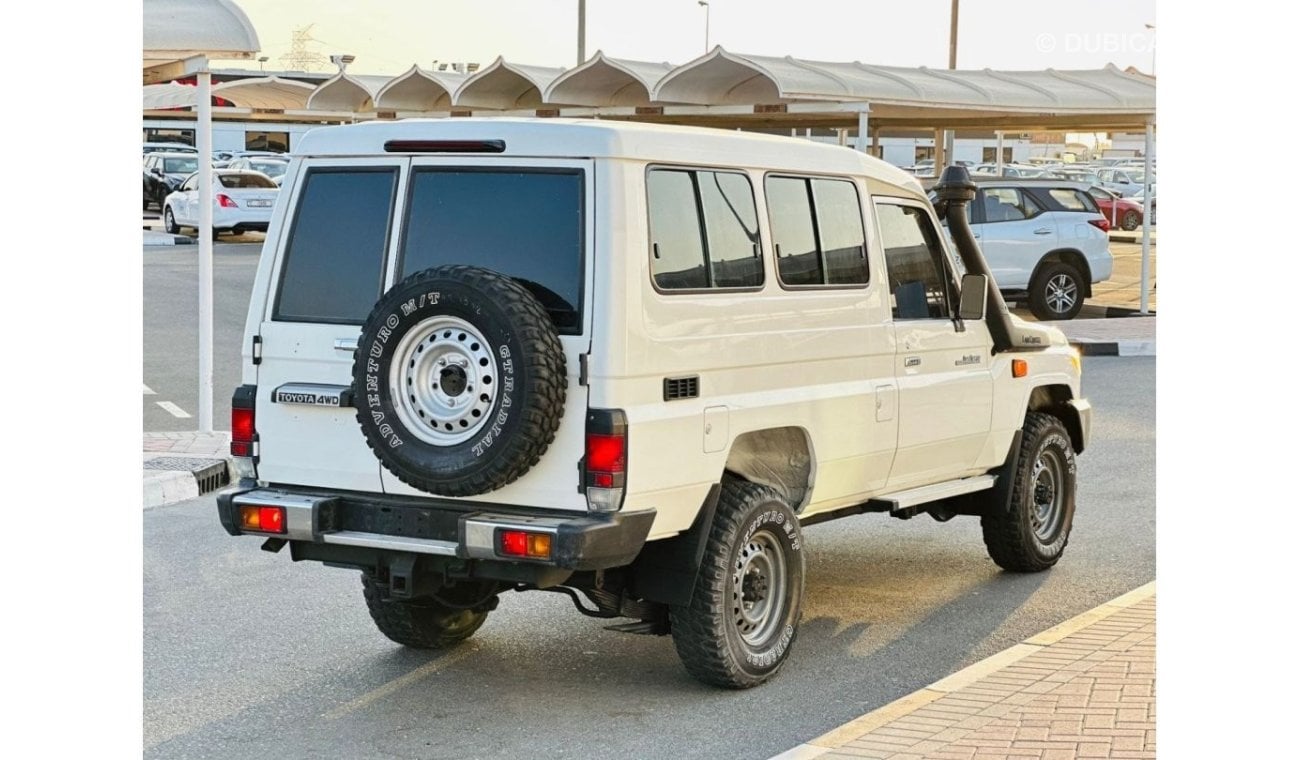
[
  {"left": 274, "top": 168, "right": 397, "bottom": 324},
  {"left": 648, "top": 168, "right": 762, "bottom": 291},
  {"left": 766, "top": 175, "right": 869, "bottom": 287},
  {"left": 981, "top": 188, "right": 1041, "bottom": 223},
  {"left": 812, "top": 179, "right": 868, "bottom": 284},
  {"left": 875, "top": 202, "right": 953, "bottom": 320}
]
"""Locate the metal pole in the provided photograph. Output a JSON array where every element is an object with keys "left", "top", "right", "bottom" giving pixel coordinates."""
[
  {"left": 871, "top": 127, "right": 880, "bottom": 158},
  {"left": 699, "top": 1, "right": 710, "bottom": 52},
  {"left": 995, "top": 130, "right": 1005, "bottom": 175},
  {"left": 933, "top": 129, "right": 945, "bottom": 174},
  {"left": 197, "top": 65, "right": 214, "bottom": 432},
  {"left": 577, "top": 0, "right": 586, "bottom": 65},
  {"left": 1140, "top": 122, "right": 1153, "bottom": 314},
  {"left": 949, "top": 0, "right": 960, "bottom": 69},
  {"left": 854, "top": 108, "right": 869, "bottom": 153}
]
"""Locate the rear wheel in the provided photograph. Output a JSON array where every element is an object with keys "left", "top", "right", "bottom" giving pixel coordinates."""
[
  {"left": 361, "top": 574, "right": 491, "bottom": 649},
  {"left": 1121, "top": 209, "right": 1140, "bottom": 231},
  {"left": 669, "top": 480, "right": 805, "bottom": 688},
  {"left": 1028, "top": 261, "right": 1084, "bottom": 321}
]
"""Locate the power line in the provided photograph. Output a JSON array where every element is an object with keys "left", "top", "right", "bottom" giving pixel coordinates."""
[{"left": 278, "top": 24, "right": 327, "bottom": 72}]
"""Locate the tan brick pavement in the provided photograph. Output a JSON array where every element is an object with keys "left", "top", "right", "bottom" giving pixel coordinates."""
[{"left": 780, "top": 585, "right": 1155, "bottom": 760}]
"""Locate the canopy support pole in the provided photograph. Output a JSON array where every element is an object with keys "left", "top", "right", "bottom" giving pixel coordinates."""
[
  {"left": 933, "top": 129, "right": 946, "bottom": 172},
  {"left": 198, "top": 64, "right": 214, "bottom": 432},
  {"left": 995, "top": 130, "right": 1005, "bottom": 175},
  {"left": 853, "top": 106, "right": 870, "bottom": 153},
  {"left": 871, "top": 127, "right": 880, "bottom": 158},
  {"left": 1140, "top": 121, "right": 1154, "bottom": 315}
]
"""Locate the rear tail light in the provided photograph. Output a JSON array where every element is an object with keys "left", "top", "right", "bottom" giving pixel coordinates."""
[
  {"left": 498, "top": 529, "right": 553, "bottom": 560},
  {"left": 1088, "top": 217, "right": 1110, "bottom": 232},
  {"left": 238, "top": 505, "right": 285, "bottom": 534},
  {"left": 217, "top": 193, "right": 238, "bottom": 208},
  {"left": 583, "top": 409, "right": 627, "bottom": 512},
  {"left": 231, "top": 385, "right": 258, "bottom": 466}
]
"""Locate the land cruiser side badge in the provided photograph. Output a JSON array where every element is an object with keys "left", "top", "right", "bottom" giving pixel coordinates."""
[{"left": 272, "top": 383, "right": 354, "bottom": 408}]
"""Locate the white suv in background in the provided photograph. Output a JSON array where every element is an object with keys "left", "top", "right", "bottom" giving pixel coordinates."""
[{"left": 944, "top": 179, "right": 1113, "bottom": 321}]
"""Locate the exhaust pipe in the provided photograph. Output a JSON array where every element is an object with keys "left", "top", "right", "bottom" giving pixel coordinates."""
[{"left": 932, "top": 166, "right": 1016, "bottom": 354}]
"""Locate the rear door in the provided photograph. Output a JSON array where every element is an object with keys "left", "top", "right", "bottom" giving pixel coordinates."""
[
  {"left": 378, "top": 157, "right": 595, "bottom": 509},
  {"left": 972, "top": 186, "right": 1055, "bottom": 290},
  {"left": 255, "top": 158, "right": 407, "bottom": 491}
]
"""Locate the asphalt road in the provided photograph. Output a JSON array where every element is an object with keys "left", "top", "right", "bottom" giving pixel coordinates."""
[
  {"left": 142, "top": 242, "right": 260, "bottom": 431},
  {"left": 143, "top": 356, "right": 1155, "bottom": 760}
]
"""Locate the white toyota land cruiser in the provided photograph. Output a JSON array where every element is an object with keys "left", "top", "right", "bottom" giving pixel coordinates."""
[{"left": 217, "top": 119, "right": 1091, "bottom": 689}]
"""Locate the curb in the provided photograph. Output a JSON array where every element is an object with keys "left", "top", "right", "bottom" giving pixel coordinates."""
[
  {"left": 1069, "top": 339, "right": 1156, "bottom": 357},
  {"left": 143, "top": 231, "right": 195, "bottom": 246},
  {"left": 142, "top": 455, "right": 233, "bottom": 510},
  {"left": 770, "top": 581, "right": 1157, "bottom": 760}
]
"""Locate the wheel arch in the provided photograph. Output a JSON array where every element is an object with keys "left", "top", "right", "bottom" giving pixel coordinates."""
[
  {"left": 1026, "top": 383, "right": 1086, "bottom": 454},
  {"left": 1032, "top": 248, "right": 1093, "bottom": 299},
  {"left": 721, "top": 426, "right": 815, "bottom": 513}
]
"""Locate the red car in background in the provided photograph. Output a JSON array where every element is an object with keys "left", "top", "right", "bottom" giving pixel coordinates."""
[{"left": 1088, "top": 186, "right": 1144, "bottom": 231}]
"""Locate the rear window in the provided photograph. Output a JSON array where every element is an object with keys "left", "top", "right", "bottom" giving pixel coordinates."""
[
  {"left": 399, "top": 169, "right": 585, "bottom": 334},
  {"left": 274, "top": 168, "right": 397, "bottom": 323},
  {"left": 163, "top": 157, "right": 198, "bottom": 173},
  {"left": 218, "top": 173, "right": 277, "bottom": 189},
  {"left": 1047, "top": 188, "right": 1098, "bottom": 213},
  {"left": 251, "top": 161, "right": 287, "bottom": 177}
]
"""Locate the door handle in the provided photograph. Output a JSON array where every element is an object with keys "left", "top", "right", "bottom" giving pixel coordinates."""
[
  {"left": 334, "top": 338, "right": 359, "bottom": 352},
  {"left": 1033, "top": 228, "right": 1052, "bottom": 235},
  {"left": 904, "top": 356, "right": 921, "bottom": 368}
]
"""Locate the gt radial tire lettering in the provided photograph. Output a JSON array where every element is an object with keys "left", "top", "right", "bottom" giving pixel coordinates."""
[{"left": 351, "top": 265, "right": 565, "bottom": 497}]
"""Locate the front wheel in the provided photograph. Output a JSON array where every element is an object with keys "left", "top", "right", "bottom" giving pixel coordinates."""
[
  {"left": 1028, "top": 261, "right": 1085, "bottom": 321},
  {"left": 669, "top": 480, "right": 805, "bottom": 689},
  {"left": 163, "top": 207, "right": 179, "bottom": 234},
  {"left": 981, "top": 412, "right": 1077, "bottom": 572}
]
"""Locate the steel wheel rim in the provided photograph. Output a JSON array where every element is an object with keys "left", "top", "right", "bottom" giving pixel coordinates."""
[
  {"left": 389, "top": 316, "right": 500, "bottom": 447},
  {"left": 1045, "top": 274, "right": 1078, "bottom": 315},
  {"left": 732, "top": 528, "right": 787, "bottom": 646},
  {"left": 1029, "top": 448, "right": 1065, "bottom": 541},
  {"left": 1123, "top": 211, "right": 1138, "bottom": 230}
]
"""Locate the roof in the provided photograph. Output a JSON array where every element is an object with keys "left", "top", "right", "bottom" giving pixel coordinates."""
[
  {"left": 292, "top": 118, "right": 922, "bottom": 190},
  {"left": 142, "top": 0, "right": 259, "bottom": 68}
]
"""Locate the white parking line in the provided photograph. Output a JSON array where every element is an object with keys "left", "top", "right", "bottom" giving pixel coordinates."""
[
  {"left": 156, "top": 401, "right": 192, "bottom": 419},
  {"left": 143, "top": 384, "right": 156, "bottom": 395}
]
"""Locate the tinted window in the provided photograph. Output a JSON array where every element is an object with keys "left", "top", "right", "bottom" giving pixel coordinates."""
[
  {"left": 274, "top": 168, "right": 397, "bottom": 323},
  {"left": 401, "top": 169, "right": 584, "bottom": 333},
  {"left": 218, "top": 173, "right": 277, "bottom": 189},
  {"left": 876, "top": 203, "right": 952, "bottom": 320},
  {"left": 767, "top": 175, "right": 868, "bottom": 287},
  {"left": 1047, "top": 188, "right": 1098, "bottom": 213},
  {"left": 981, "top": 188, "right": 1041, "bottom": 222},
  {"left": 648, "top": 170, "right": 708, "bottom": 290},
  {"left": 163, "top": 157, "right": 199, "bottom": 174},
  {"left": 766, "top": 176, "right": 822, "bottom": 285},
  {"left": 250, "top": 161, "right": 287, "bottom": 178},
  {"left": 698, "top": 172, "right": 762, "bottom": 288},
  {"left": 812, "top": 179, "right": 868, "bottom": 284},
  {"left": 648, "top": 168, "right": 762, "bottom": 291}
]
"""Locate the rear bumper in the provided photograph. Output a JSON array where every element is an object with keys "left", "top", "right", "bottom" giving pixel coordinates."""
[{"left": 216, "top": 487, "right": 655, "bottom": 572}]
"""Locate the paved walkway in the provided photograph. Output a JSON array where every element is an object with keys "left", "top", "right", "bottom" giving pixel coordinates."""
[
  {"left": 775, "top": 584, "right": 1156, "bottom": 760},
  {"left": 143, "top": 431, "right": 232, "bottom": 508}
]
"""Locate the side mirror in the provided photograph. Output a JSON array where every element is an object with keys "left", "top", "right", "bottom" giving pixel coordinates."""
[{"left": 958, "top": 273, "right": 988, "bottom": 321}]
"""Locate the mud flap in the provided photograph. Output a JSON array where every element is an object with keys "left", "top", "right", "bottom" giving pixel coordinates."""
[{"left": 629, "top": 483, "right": 721, "bottom": 606}]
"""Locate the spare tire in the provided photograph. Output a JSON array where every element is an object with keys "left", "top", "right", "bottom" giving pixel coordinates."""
[{"left": 353, "top": 265, "right": 567, "bottom": 496}]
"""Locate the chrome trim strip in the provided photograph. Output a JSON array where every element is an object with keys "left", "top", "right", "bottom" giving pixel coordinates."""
[
  {"left": 334, "top": 338, "right": 359, "bottom": 352},
  {"left": 322, "top": 531, "right": 459, "bottom": 556}
]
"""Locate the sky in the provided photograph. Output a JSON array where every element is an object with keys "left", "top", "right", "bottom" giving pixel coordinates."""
[{"left": 221, "top": 0, "right": 1158, "bottom": 76}]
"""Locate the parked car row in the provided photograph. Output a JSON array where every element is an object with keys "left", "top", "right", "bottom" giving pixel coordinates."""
[{"left": 143, "top": 142, "right": 289, "bottom": 227}]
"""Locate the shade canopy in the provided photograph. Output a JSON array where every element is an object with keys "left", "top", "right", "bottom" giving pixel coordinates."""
[{"left": 143, "top": 0, "right": 259, "bottom": 76}]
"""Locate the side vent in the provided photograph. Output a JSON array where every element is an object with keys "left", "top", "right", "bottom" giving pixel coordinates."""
[{"left": 663, "top": 376, "right": 700, "bottom": 401}]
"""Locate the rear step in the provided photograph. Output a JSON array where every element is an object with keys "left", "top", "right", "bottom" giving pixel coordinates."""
[{"left": 866, "top": 474, "right": 997, "bottom": 512}]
